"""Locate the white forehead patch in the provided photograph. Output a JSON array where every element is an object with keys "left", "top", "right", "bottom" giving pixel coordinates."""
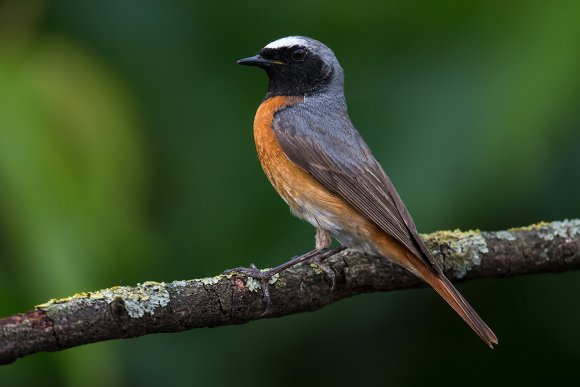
[{"left": 264, "top": 36, "right": 308, "bottom": 50}]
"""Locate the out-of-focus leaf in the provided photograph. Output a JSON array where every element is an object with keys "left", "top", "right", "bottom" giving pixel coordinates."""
[{"left": 0, "top": 36, "right": 154, "bottom": 387}]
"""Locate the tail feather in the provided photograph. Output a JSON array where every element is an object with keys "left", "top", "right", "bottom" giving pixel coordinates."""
[
  {"left": 372, "top": 230, "right": 497, "bottom": 347},
  {"left": 428, "top": 273, "right": 498, "bottom": 348}
]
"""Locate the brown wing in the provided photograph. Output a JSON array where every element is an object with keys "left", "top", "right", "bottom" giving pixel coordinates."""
[
  {"left": 272, "top": 105, "right": 439, "bottom": 269},
  {"left": 272, "top": 104, "right": 498, "bottom": 348}
]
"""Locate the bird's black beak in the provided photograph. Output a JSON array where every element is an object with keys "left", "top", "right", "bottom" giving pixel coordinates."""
[{"left": 237, "top": 55, "right": 283, "bottom": 67}]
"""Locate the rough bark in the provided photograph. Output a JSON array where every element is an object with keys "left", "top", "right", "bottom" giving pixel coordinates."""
[{"left": 1, "top": 219, "right": 579, "bottom": 365}]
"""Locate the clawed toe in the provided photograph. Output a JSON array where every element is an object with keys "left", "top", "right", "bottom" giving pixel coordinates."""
[
  {"left": 309, "top": 246, "right": 346, "bottom": 290},
  {"left": 223, "top": 264, "right": 274, "bottom": 314},
  {"left": 312, "top": 258, "right": 337, "bottom": 290},
  {"left": 224, "top": 246, "right": 345, "bottom": 313}
]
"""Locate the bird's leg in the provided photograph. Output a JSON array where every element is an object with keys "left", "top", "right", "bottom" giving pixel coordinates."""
[
  {"left": 315, "top": 227, "right": 332, "bottom": 250},
  {"left": 224, "top": 232, "right": 345, "bottom": 314},
  {"left": 312, "top": 228, "right": 338, "bottom": 289}
]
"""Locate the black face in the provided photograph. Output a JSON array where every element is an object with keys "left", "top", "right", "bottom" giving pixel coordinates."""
[{"left": 239, "top": 45, "right": 333, "bottom": 98}]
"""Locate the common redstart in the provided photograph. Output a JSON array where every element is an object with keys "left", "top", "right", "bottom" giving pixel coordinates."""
[{"left": 234, "top": 36, "right": 497, "bottom": 348}]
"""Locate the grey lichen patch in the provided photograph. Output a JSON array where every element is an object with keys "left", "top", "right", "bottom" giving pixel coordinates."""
[
  {"left": 508, "top": 219, "right": 580, "bottom": 242},
  {"left": 493, "top": 231, "right": 516, "bottom": 241},
  {"left": 268, "top": 273, "right": 280, "bottom": 285},
  {"left": 246, "top": 278, "right": 262, "bottom": 292},
  {"left": 425, "top": 229, "right": 489, "bottom": 279},
  {"left": 170, "top": 280, "right": 191, "bottom": 294},
  {"left": 37, "top": 281, "right": 171, "bottom": 319},
  {"left": 537, "top": 219, "right": 580, "bottom": 242},
  {"left": 197, "top": 276, "right": 221, "bottom": 286}
]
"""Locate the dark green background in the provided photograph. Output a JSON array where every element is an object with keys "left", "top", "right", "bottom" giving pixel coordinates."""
[{"left": 1, "top": 0, "right": 579, "bottom": 386}]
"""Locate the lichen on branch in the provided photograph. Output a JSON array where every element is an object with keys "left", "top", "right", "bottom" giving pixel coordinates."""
[{"left": 1, "top": 219, "right": 579, "bottom": 365}]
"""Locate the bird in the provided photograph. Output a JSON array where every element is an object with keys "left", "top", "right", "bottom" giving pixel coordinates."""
[{"left": 234, "top": 36, "right": 498, "bottom": 348}]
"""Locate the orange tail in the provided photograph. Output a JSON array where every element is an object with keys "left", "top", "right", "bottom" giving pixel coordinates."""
[
  {"left": 425, "top": 272, "right": 498, "bottom": 348},
  {"left": 372, "top": 226, "right": 497, "bottom": 347}
]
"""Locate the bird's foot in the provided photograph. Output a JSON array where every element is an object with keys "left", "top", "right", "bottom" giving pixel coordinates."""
[
  {"left": 223, "top": 263, "right": 276, "bottom": 314},
  {"left": 310, "top": 254, "right": 337, "bottom": 290},
  {"left": 224, "top": 246, "right": 346, "bottom": 314}
]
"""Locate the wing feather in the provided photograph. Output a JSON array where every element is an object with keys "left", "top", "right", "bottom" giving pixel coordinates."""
[{"left": 273, "top": 104, "right": 438, "bottom": 268}]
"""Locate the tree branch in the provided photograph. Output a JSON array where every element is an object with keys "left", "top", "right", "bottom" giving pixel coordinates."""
[{"left": 1, "top": 219, "right": 579, "bottom": 365}]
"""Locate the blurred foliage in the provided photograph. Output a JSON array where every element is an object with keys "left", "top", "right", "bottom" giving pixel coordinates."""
[{"left": 0, "top": 0, "right": 579, "bottom": 386}]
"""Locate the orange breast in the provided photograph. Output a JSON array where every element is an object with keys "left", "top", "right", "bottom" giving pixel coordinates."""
[
  {"left": 253, "top": 96, "right": 419, "bottom": 271},
  {"left": 254, "top": 97, "right": 369, "bottom": 247},
  {"left": 253, "top": 96, "right": 340, "bottom": 215}
]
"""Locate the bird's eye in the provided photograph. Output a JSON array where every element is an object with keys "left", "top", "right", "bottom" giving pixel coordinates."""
[{"left": 291, "top": 48, "right": 306, "bottom": 61}]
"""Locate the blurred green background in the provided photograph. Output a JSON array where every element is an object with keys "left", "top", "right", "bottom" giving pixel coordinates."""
[{"left": 1, "top": 0, "right": 579, "bottom": 385}]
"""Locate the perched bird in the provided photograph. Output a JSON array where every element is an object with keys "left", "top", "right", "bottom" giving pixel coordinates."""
[{"left": 235, "top": 36, "right": 498, "bottom": 348}]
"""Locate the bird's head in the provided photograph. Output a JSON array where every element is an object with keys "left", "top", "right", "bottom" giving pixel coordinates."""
[{"left": 238, "top": 36, "right": 344, "bottom": 98}]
